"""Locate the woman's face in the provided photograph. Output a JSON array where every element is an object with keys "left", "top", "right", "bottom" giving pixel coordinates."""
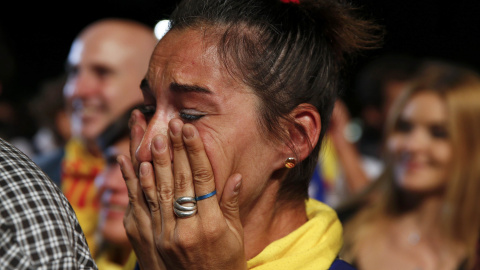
[
  {"left": 135, "top": 29, "right": 285, "bottom": 213},
  {"left": 387, "top": 91, "right": 452, "bottom": 192},
  {"left": 95, "top": 137, "right": 130, "bottom": 246}
]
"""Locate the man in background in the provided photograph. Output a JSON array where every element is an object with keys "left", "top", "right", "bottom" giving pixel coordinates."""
[
  {"left": 0, "top": 137, "right": 97, "bottom": 269},
  {"left": 61, "top": 18, "right": 157, "bottom": 256}
]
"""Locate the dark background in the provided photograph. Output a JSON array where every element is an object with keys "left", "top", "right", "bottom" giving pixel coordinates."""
[{"left": 1, "top": 0, "right": 480, "bottom": 135}]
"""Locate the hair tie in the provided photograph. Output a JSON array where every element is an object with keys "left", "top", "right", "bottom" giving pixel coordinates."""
[{"left": 281, "top": 0, "right": 300, "bottom": 4}]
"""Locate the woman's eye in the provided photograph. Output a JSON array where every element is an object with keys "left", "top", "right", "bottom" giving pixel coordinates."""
[
  {"left": 138, "top": 105, "right": 156, "bottom": 120},
  {"left": 179, "top": 110, "right": 205, "bottom": 121},
  {"left": 430, "top": 125, "right": 448, "bottom": 139},
  {"left": 395, "top": 119, "right": 412, "bottom": 133}
]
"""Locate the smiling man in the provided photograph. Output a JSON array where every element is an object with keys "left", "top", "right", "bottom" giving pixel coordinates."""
[{"left": 61, "top": 19, "right": 156, "bottom": 256}]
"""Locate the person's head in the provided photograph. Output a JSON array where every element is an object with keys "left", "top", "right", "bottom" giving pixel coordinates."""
[
  {"left": 95, "top": 109, "right": 133, "bottom": 247},
  {"left": 386, "top": 91, "right": 451, "bottom": 194},
  {"left": 356, "top": 55, "right": 420, "bottom": 115},
  {"left": 31, "top": 74, "right": 71, "bottom": 149},
  {"left": 354, "top": 54, "right": 420, "bottom": 140},
  {"left": 382, "top": 60, "right": 480, "bottom": 261},
  {"left": 135, "top": 0, "right": 379, "bottom": 211},
  {"left": 64, "top": 19, "right": 157, "bottom": 147}
]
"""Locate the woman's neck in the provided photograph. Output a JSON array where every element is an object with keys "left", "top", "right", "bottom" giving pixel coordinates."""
[
  {"left": 396, "top": 190, "right": 445, "bottom": 234},
  {"left": 406, "top": 196, "right": 444, "bottom": 233},
  {"left": 241, "top": 179, "right": 307, "bottom": 260}
]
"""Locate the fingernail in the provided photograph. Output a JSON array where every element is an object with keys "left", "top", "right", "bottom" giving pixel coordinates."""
[
  {"left": 117, "top": 156, "right": 124, "bottom": 168},
  {"left": 129, "top": 113, "right": 136, "bottom": 128},
  {"left": 140, "top": 162, "right": 150, "bottom": 177},
  {"left": 170, "top": 120, "right": 182, "bottom": 136},
  {"left": 153, "top": 136, "right": 166, "bottom": 152},
  {"left": 233, "top": 177, "right": 242, "bottom": 195},
  {"left": 183, "top": 124, "right": 196, "bottom": 139}
]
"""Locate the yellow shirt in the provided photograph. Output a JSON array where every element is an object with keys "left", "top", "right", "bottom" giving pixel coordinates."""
[
  {"left": 124, "top": 199, "right": 342, "bottom": 269},
  {"left": 247, "top": 198, "right": 342, "bottom": 269},
  {"left": 61, "top": 138, "right": 104, "bottom": 256}
]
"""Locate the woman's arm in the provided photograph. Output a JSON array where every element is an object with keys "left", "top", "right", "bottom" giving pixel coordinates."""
[{"left": 328, "top": 101, "right": 370, "bottom": 194}]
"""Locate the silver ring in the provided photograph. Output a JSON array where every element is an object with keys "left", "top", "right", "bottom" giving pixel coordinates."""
[{"left": 173, "top": 196, "right": 197, "bottom": 218}]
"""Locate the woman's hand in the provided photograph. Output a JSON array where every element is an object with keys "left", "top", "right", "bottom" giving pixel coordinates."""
[
  {"left": 118, "top": 109, "right": 165, "bottom": 269},
  {"left": 119, "top": 109, "right": 247, "bottom": 270}
]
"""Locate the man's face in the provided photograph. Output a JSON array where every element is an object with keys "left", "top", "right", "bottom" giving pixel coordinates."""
[{"left": 64, "top": 33, "right": 145, "bottom": 143}]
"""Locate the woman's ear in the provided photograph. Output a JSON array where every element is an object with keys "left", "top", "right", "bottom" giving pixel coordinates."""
[{"left": 285, "top": 103, "right": 321, "bottom": 162}]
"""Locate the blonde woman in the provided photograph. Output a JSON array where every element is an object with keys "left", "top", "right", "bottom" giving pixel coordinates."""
[{"left": 341, "top": 61, "right": 480, "bottom": 270}]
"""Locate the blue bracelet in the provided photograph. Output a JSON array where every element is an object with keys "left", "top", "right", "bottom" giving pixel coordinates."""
[{"left": 195, "top": 190, "right": 217, "bottom": 201}]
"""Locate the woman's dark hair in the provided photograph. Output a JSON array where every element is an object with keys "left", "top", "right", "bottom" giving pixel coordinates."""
[{"left": 170, "top": 0, "right": 381, "bottom": 200}]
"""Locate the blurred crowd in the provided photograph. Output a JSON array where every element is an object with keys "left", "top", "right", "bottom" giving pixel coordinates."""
[{"left": 1, "top": 9, "right": 480, "bottom": 270}]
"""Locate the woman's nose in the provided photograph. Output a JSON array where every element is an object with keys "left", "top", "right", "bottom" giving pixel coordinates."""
[
  {"left": 135, "top": 114, "right": 170, "bottom": 163},
  {"left": 403, "top": 128, "right": 429, "bottom": 152}
]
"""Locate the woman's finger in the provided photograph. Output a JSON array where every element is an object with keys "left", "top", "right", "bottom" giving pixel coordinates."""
[
  {"left": 182, "top": 124, "right": 218, "bottom": 218},
  {"left": 151, "top": 135, "right": 176, "bottom": 231},
  {"left": 118, "top": 155, "right": 149, "bottom": 224},
  {"left": 129, "top": 109, "right": 147, "bottom": 172},
  {"left": 219, "top": 173, "right": 243, "bottom": 236},
  {"left": 169, "top": 119, "right": 196, "bottom": 218},
  {"left": 118, "top": 154, "right": 154, "bottom": 245},
  {"left": 139, "top": 162, "right": 163, "bottom": 233}
]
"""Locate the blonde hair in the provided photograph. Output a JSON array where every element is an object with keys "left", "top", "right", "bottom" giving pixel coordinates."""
[{"left": 342, "top": 60, "right": 480, "bottom": 267}]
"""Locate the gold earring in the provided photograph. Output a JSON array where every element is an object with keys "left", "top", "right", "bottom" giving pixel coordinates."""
[{"left": 285, "top": 157, "right": 297, "bottom": 169}]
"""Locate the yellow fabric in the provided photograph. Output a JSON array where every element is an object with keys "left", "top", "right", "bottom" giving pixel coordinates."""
[
  {"left": 320, "top": 136, "right": 340, "bottom": 188},
  {"left": 61, "top": 138, "right": 104, "bottom": 256},
  {"left": 122, "top": 199, "right": 342, "bottom": 270},
  {"left": 247, "top": 199, "right": 342, "bottom": 270},
  {"left": 123, "top": 252, "right": 137, "bottom": 270}
]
